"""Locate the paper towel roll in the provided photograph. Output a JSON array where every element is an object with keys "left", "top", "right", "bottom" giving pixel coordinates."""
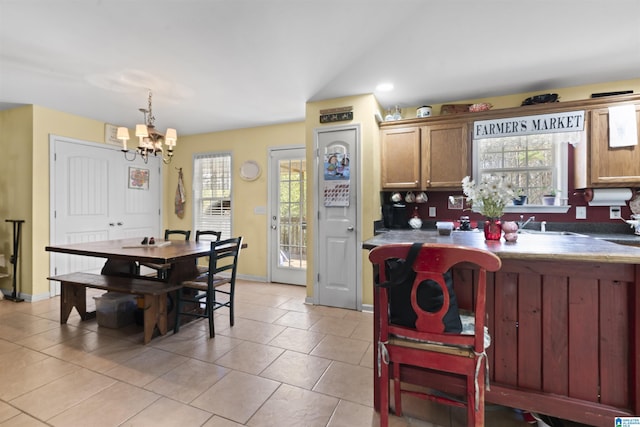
[{"left": 584, "top": 188, "right": 632, "bottom": 206}]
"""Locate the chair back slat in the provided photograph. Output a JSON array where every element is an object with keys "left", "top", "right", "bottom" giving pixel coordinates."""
[
  {"left": 164, "top": 229, "right": 191, "bottom": 240},
  {"left": 196, "top": 230, "right": 222, "bottom": 242},
  {"left": 208, "top": 237, "right": 243, "bottom": 284}
]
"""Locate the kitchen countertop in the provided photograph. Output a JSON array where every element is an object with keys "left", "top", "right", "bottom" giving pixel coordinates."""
[{"left": 363, "top": 229, "right": 640, "bottom": 264}]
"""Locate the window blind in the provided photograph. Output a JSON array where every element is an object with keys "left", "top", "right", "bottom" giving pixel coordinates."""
[{"left": 193, "top": 152, "right": 232, "bottom": 239}]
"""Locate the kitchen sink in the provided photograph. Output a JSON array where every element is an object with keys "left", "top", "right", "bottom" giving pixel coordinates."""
[{"left": 518, "top": 229, "right": 587, "bottom": 237}]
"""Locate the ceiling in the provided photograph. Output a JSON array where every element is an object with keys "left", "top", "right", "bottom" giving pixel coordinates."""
[{"left": 1, "top": 0, "right": 639, "bottom": 136}]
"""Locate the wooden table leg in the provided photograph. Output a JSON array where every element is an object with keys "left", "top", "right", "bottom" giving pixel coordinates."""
[
  {"left": 141, "top": 293, "right": 169, "bottom": 344},
  {"left": 157, "top": 293, "right": 168, "bottom": 335},
  {"left": 142, "top": 294, "right": 159, "bottom": 345},
  {"left": 60, "top": 282, "right": 88, "bottom": 323}
]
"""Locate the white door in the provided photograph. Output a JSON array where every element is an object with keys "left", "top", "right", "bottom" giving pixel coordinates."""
[
  {"left": 315, "top": 125, "right": 359, "bottom": 309},
  {"left": 269, "top": 147, "right": 307, "bottom": 285},
  {"left": 49, "top": 136, "right": 161, "bottom": 294}
]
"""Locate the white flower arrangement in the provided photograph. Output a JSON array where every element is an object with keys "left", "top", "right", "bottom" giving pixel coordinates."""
[{"left": 461, "top": 175, "right": 517, "bottom": 218}]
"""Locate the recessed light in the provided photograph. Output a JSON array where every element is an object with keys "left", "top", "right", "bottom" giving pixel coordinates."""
[{"left": 376, "top": 82, "right": 394, "bottom": 92}]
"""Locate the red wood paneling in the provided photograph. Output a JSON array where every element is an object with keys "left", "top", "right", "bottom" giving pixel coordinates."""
[
  {"left": 542, "top": 276, "right": 569, "bottom": 395},
  {"left": 518, "top": 273, "right": 542, "bottom": 390},
  {"left": 599, "top": 279, "right": 629, "bottom": 407},
  {"left": 493, "top": 271, "right": 518, "bottom": 385},
  {"left": 568, "top": 278, "right": 600, "bottom": 401}
]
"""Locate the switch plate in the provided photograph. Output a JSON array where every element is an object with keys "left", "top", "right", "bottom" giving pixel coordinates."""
[
  {"left": 576, "top": 206, "right": 587, "bottom": 219},
  {"left": 429, "top": 207, "right": 436, "bottom": 217},
  {"left": 610, "top": 206, "right": 622, "bottom": 219}
]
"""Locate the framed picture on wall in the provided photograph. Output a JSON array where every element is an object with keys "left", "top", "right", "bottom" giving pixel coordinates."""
[{"left": 128, "top": 167, "right": 149, "bottom": 190}]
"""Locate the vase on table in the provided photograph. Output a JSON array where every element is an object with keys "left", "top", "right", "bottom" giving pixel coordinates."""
[{"left": 484, "top": 218, "right": 502, "bottom": 241}]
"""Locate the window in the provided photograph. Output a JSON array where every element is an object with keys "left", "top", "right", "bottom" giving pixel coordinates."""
[
  {"left": 193, "top": 152, "right": 232, "bottom": 239},
  {"left": 472, "top": 111, "right": 585, "bottom": 212},
  {"left": 473, "top": 131, "right": 582, "bottom": 207}
]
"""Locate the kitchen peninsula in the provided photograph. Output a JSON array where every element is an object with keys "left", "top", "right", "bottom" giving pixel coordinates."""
[{"left": 364, "top": 230, "right": 640, "bottom": 427}]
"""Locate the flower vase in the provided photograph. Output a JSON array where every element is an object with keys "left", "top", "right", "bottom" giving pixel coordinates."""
[{"left": 484, "top": 218, "right": 502, "bottom": 241}]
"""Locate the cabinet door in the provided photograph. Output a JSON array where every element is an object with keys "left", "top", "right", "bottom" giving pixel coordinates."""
[
  {"left": 590, "top": 104, "right": 640, "bottom": 186},
  {"left": 381, "top": 127, "right": 421, "bottom": 189},
  {"left": 421, "top": 122, "right": 469, "bottom": 188}
]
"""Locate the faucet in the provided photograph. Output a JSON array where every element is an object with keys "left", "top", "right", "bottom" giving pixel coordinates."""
[{"left": 518, "top": 215, "right": 535, "bottom": 230}]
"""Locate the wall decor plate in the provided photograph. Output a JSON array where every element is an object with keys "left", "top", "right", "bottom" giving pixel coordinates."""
[{"left": 240, "top": 160, "right": 261, "bottom": 181}]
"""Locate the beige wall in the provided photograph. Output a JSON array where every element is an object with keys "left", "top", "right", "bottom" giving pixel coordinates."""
[
  {"left": 0, "top": 106, "right": 33, "bottom": 296},
  {"left": 304, "top": 94, "right": 381, "bottom": 303},
  {"left": 2, "top": 78, "right": 639, "bottom": 305},
  {"left": 0, "top": 105, "right": 106, "bottom": 299},
  {"left": 397, "top": 78, "right": 640, "bottom": 119},
  {"left": 163, "top": 122, "right": 306, "bottom": 281}
]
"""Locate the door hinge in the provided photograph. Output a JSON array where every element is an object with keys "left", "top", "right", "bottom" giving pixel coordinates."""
[{"left": 317, "top": 273, "right": 320, "bottom": 282}]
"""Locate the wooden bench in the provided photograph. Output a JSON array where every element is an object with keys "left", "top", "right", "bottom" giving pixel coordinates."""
[{"left": 48, "top": 272, "right": 182, "bottom": 344}]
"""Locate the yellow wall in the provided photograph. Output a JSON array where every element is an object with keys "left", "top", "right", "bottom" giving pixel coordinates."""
[
  {"left": 0, "top": 105, "right": 106, "bottom": 299},
  {"left": 2, "top": 78, "right": 639, "bottom": 305},
  {"left": 304, "top": 94, "right": 381, "bottom": 303},
  {"left": 163, "top": 122, "right": 306, "bottom": 280},
  {"left": 396, "top": 78, "right": 640, "bottom": 119},
  {"left": 0, "top": 106, "right": 33, "bottom": 295}
]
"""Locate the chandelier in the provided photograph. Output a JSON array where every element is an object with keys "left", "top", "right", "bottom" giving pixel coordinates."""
[{"left": 116, "top": 91, "right": 177, "bottom": 164}]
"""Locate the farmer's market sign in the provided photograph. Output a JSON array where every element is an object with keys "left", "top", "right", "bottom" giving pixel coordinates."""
[{"left": 474, "top": 110, "right": 585, "bottom": 139}]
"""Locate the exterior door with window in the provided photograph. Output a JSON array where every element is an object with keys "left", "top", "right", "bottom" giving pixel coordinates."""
[
  {"left": 315, "top": 125, "right": 359, "bottom": 309},
  {"left": 269, "top": 147, "right": 306, "bottom": 285}
]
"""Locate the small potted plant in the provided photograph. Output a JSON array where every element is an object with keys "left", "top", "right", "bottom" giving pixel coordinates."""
[
  {"left": 542, "top": 188, "right": 559, "bottom": 206},
  {"left": 513, "top": 188, "right": 527, "bottom": 205}
]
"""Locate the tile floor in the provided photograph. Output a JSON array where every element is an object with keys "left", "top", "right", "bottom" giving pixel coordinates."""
[{"left": 0, "top": 280, "right": 589, "bottom": 427}]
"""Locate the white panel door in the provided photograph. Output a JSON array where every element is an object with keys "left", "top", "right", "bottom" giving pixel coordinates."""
[
  {"left": 50, "top": 137, "right": 161, "bottom": 293},
  {"left": 315, "top": 126, "right": 359, "bottom": 309}
]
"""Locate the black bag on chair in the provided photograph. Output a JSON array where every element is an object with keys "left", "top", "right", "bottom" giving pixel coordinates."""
[{"left": 377, "top": 242, "right": 462, "bottom": 333}]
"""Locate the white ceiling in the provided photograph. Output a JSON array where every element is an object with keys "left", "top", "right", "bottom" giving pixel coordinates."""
[{"left": 1, "top": 0, "right": 639, "bottom": 136}]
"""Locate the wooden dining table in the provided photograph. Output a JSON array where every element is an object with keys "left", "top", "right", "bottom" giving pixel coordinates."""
[
  {"left": 46, "top": 237, "right": 212, "bottom": 283},
  {"left": 46, "top": 237, "right": 218, "bottom": 343}
]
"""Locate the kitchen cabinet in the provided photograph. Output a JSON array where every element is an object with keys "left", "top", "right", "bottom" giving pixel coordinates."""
[
  {"left": 575, "top": 102, "right": 640, "bottom": 188},
  {"left": 380, "top": 127, "right": 421, "bottom": 189},
  {"left": 365, "top": 230, "right": 640, "bottom": 427},
  {"left": 380, "top": 121, "right": 470, "bottom": 190},
  {"left": 420, "top": 121, "right": 469, "bottom": 188}
]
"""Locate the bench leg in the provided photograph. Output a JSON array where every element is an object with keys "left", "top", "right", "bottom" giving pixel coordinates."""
[
  {"left": 60, "top": 283, "right": 88, "bottom": 323},
  {"left": 142, "top": 293, "right": 168, "bottom": 344}
]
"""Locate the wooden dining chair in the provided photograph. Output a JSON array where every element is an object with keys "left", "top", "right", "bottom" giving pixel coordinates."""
[
  {"left": 369, "top": 243, "right": 502, "bottom": 427},
  {"left": 141, "top": 229, "right": 192, "bottom": 279},
  {"left": 174, "top": 236, "right": 243, "bottom": 338},
  {"left": 195, "top": 230, "right": 222, "bottom": 275}
]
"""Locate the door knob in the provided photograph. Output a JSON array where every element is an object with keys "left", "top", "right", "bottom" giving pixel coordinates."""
[
  {"left": 117, "top": 222, "right": 123, "bottom": 226},
  {"left": 347, "top": 226, "right": 354, "bottom": 231},
  {"left": 109, "top": 223, "right": 115, "bottom": 227},
  {"left": 271, "top": 225, "right": 277, "bottom": 230}
]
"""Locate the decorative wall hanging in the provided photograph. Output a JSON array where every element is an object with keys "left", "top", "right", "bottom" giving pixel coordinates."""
[{"left": 128, "top": 167, "right": 149, "bottom": 190}]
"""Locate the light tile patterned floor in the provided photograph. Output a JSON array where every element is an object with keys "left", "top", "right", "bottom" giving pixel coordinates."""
[{"left": 0, "top": 280, "right": 585, "bottom": 426}]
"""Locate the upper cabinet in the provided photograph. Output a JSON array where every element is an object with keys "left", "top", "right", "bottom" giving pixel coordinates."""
[
  {"left": 380, "top": 120, "right": 470, "bottom": 190},
  {"left": 380, "top": 127, "right": 421, "bottom": 189},
  {"left": 381, "top": 94, "right": 640, "bottom": 191},
  {"left": 574, "top": 102, "right": 640, "bottom": 188},
  {"left": 421, "top": 122, "right": 469, "bottom": 188}
]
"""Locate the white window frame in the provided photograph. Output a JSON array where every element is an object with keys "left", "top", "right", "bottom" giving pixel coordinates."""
[
  {"left": 472, "top": 133, "right": 579, "bottom": 214},
  {"left": 192, "top": 152, "right": 233, "bottom": 239}
]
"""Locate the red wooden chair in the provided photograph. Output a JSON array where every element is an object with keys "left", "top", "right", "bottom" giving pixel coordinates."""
[{"left": 369, "top": 243, "right": 502, "bottom": 427}]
